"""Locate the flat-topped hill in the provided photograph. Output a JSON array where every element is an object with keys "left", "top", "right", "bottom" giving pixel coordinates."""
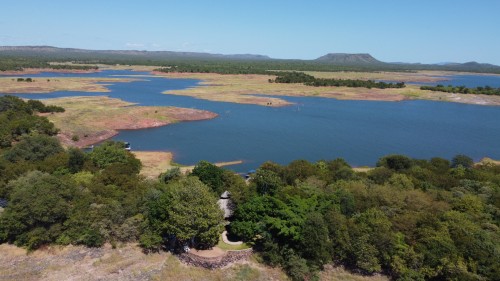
[{"left": 315, "top": 53, "right": 383, "bottom": 64}]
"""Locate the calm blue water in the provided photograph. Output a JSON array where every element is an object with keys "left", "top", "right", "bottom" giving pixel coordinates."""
[
  {"left": 402, "top": 74, "right": 500, "bottom": 88},
  {"left": 4, "top": 70, "right": 500, "bottom": 172}
]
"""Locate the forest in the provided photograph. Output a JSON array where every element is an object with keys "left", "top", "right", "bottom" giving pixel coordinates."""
[
  {"left": 270, "top": 72, "right": 406, "bottom": 89},
  {"left": 421, "top": 84, "right": 500, "bottom": 96},
  {"left": 0, "top": 57, "right": 98, "bottom": 72},
  {"left": 0, "top": 95, "right": 499, "bottom": 281},
  {"left": 4, "top": 48, "right": 500, "bottom": 75}
]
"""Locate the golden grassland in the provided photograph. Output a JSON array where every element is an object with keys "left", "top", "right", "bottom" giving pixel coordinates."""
[
  {"left": 41, "top": 96, "right": 217, "bottom": 148},
  {"left": 0, "top": 243, "right": 388, "bottom": 281},
  {"left": 478, "top": 157, "right": 500, "bottom": 166},
  {"left": 132, "top": 151, "right": 174, "bottom": 179},
  {"left": 2, "top": 65, "right": 500, "bottom": 106},
  {"left": 0, "top": 77, "right": 137, "bottom": 93},
  {"left": 155, "top": 71, "right": 500, "bottom": 106},
  {"left": 133, "top": 150, "right": 243, "bottom": 179},
  {"left": 179, "top": 160, "right": 244, "bottom": 174},
  {"left": 299, "top": 70, "right": 456, "bottom": 82}
]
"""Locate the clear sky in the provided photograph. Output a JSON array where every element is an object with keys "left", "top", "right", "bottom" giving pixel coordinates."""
[{"left": 1, "top": 0, "right": 499, "bottom": 64}]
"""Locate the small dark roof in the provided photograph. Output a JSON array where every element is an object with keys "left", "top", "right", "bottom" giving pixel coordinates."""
[{"left": 0, "top": 198, "right": 7, "bottom": 208}]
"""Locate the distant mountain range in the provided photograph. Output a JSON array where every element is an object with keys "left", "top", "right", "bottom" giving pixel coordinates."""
[
  {"left": 1, "top": 46, "right": 499, "bottom": 73},
  {"left": 0, "top": 46, "right": 271, "bottom": 61}
]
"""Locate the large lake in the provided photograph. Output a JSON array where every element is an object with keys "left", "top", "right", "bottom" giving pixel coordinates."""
[{"left": 6, "top": 70, "right": 500, "bottom": 172}]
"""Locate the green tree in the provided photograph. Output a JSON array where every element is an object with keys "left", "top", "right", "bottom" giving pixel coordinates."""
[
  {"left": 145, "top": 177, "right": 224, "bottom": 249},
  {"left": 67, "top": 147, "right": 86, "bottom": 173},
  {"left": 89, "top": 141, "right": 141, "bottom": 172},
  {"left": 0, "top": 171, "right": 77, "bottom": 249},
  {"left": 3, "top": 134, "right": 63, "bottom": 163},
  {"left": 159, "top": 167, "right": 181, "bottom": 183},
  {"left": 377, "top": 154, "right": 413, "bottom": 171},
  {"left": 191, "top": 160, "right": 225, "bottom": 194},
  {"left": 252, "top": 169, "right": 283, "bottom": 195},
  {"left": 451, "top": 154, "right": 474, "bottom": 169},
  {"left": 299, "top": 212, "right": 331, "bottom": 267}
]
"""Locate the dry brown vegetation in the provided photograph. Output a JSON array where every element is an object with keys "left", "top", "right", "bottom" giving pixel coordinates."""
[
  {"left": 0, "top": 243, "right": 389, "bottom": 281},
  {"left": 155, "top": 71, "right": 500, "bottom": 106},
  {"left": 41, "top": 96, "right": 217, "bottom": 147},
  {"left": 133, "top": 151, "right": 173, "bottom": 178},
  {"left": 0, "top": 77, "right": 137, "bottom": 93},
  {"left": 133, "top": 151, "right": 243, "bottom": 179}
]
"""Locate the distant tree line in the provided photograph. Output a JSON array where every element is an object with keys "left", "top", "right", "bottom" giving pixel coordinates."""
[
  {"left": 270, "top": 71, "right": 406, "bottom": 89},
  {"left": 0, "top": 96, "right": 63, "bottom": 148},
  {"left": 154, "top": 62, "right": 390, "bottom": 75},
  {"left": 0, "top": 58, "right": 98, "bottom": 72},
  {"left": 421, "top": 84, "right": 500, "bottom": 96}
]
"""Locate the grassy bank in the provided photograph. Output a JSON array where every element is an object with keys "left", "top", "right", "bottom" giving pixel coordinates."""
[
  {"left": 0, "top": 77, "right": 137, "bottom": 93},
  {"left": 0, "top": 243, "right": 388, "bottom": 281},
  {"left": 157, "top": 71, "right": 500, "bottom": 106},
  {"left": 41, "top": 96, "right": 217, "bottom": 148}
]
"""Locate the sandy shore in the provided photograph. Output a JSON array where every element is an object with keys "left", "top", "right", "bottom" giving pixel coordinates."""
[{"left": 133, "top": 151, "right": 243, "bottom": 179}]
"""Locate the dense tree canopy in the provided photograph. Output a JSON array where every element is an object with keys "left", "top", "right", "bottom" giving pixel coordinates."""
[
  {"left": 421, "top": 84, "right": 500, "bottom": 96},
  {"left": 0, "top": 96, "right": 499, "bottom": 280},
  {"left": 143, "top": 177, "right": 224, "bottom": 250},
  {"left": 230, "top": 157, "right": 500, "bottom": 280}
]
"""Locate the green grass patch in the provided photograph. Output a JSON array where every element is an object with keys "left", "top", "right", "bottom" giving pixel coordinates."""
[{"left": 217, "top": 235, "right": 252, "bottom": 251}]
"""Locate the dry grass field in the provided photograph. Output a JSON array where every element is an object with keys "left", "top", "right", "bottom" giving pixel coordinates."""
[
  {"left": 41, "top": 96, "right": 217, "bottom": 147},
  {"left": 0, "top": 77, "right": 137, "bottom": 93},
  {"left": 133, "top": 151, "right": 243, "bottom": 179},
  {"left": 0, "top": 243, "right": 389, "bottom": 281},
  {"left": 156, "top": 71, "right": 500, "bottom": 106}
]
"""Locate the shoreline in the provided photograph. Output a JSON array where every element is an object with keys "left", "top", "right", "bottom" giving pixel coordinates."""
[
  {"left": 153, "top": 71, "right": 500, "bottom": 107},
  {"left": 0, "top": 77, "right": 138, "bottom": 94},
  {"left": 132, "top": 150, "right": 243, "bottom": 178},
  {"left": 40, "top": 96, "right": 218, "bottom": 148},
  {"left": 2, "top": 67, "right": 499, "bottom": 106},
  {"left": 0, "top": 68, "right": 101, "bottom": 76}
]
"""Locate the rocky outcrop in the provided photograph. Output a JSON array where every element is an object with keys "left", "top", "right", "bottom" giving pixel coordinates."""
[{"left": 178, "top": 249, "right": 253, "bottom": 269}]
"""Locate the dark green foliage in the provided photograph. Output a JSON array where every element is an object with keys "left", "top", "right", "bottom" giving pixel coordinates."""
[
  {"left": 0, "top": 57, "right": 97, "bottom": 72},
  {"left": 0, "top": 96, "right": 60, "bottom": 148},
  {"left": 27, "top": 99, "right": 64, "bottom": 113},
  {"left": 159, "top": 167, "right": 181, "bottom": 183},
  {"left": 89, "top": 141, "right": 141, "bottom": 172},
  {"left": 0, "top": 171, "right": 77, "bottom": 250},
  {"left": 421, "top": 84, "right": 500, "bottom": 96},
  {"left": 0, "top": 95, "right": 33, "bottom": 114},
  {"left": 0, "top": 106, "right": 498, "bottom": 280},
  {"left": 191, "top": 160, "right": 225, "bottom": 194},
  {"left": 3, "top": 134, "right": 63, "bottom": 162},
  {"left": 144, "top": 177, "right": 224, "bottom": 250},
  {"left": 139, "top": 230, "right": 163, "bottom": 253},
  {"left": 252, "top": 169, "right": 283, "bottom": 195},
  {"left": 229, "top": 156, "right": 500, "bottom": 280},
  {"left": 451, "top": 154, "right": 474, "bottom": 168},
  {"left": 67, "top": 147, "right": 86, "bottom": 173},
  {"left": 377, "top": 154, "right": 413, "bottom": 171},
  {"left": 271, "top": 71, "right": 406, "bottom": 89}
]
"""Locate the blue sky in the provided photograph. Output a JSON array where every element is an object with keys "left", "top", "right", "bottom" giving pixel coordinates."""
[{"left": 1, "top": 0, "right": 500, "bottom": 64}]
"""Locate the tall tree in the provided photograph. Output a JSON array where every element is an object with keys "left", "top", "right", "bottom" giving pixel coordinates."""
[{"left": 146, "top": 177, "right": 224, "bottom": 249}]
